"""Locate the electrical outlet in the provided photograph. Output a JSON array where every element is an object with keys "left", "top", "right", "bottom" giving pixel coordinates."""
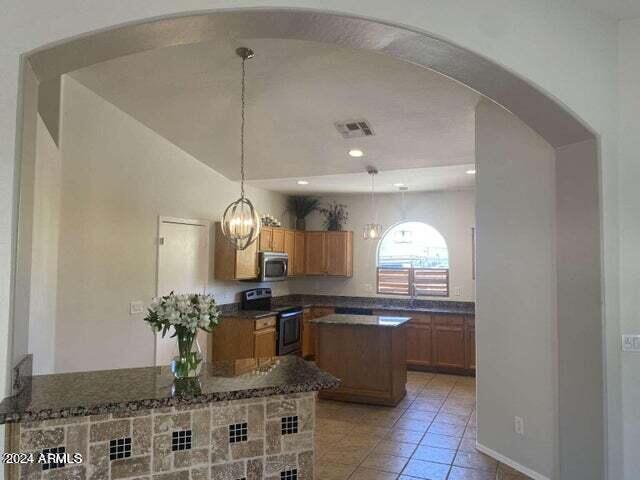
[
  {"left": 129, "top": 301, "right": 145, "bottom": 315},
  {"left": 454, "top": 286, "right": 462, "bottom": 297},
  {"left": 622, "top": 335, "right": 640, "bottom": 352},
  {"left": 514, "top": 416, "right": 524, "bottom": 435}
]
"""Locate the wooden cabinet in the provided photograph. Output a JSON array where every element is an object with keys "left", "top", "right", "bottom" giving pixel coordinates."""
[
  {"left": 465, "top": 316, "right": 475, "bottom": 371},
  {"left": 259, "top": 227, "right": 272, "bottom": 251},
  {"left": 302, "top": 307, "right": 335, "bottom": 359},
  {"left": 210, "top": 315, "right": 277, "bottom": 361},
  {"left": 406, "top": 315, "right": 433, "bottom": 368},
  {"left": 304, "top": 232, "right": 326, "bottom": 275},
  {"left": 214, "top": 223, "right": 258, "bottom": 280},
  {"left": 433, "top": 316, "right": 466, "bottom": 369},
  {"left": 325, "top": 231, "right": 353, "bottom": 276},
  {"left": 293, "top": 232, "right": 305, "bottom": 275},
  {"left": 271, "top": 229, "right": 285, "bottom": 253},
  {"left": 304, "top": 231, "right": 352, "bottom": 277},
  {"left": 283, "top": 230, "right": 295, "bottom": 276}
]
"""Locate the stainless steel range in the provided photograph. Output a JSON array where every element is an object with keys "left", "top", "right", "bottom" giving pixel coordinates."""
[{"left": 241, "top": 288, "right": 303, "bottom": 356}]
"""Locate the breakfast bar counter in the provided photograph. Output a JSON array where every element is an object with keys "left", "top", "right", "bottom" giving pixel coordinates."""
[
  {"left": 309, "top": 314, "right": 410, "bottom": 406},
  {"left": 1, "top": 356, "right": 338, "bottom": 480}
]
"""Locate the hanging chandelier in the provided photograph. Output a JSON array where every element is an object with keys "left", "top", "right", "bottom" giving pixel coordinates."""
[
  {"left": 221, "top": 47, "right": 261, "bottom": 250},
  {"left": 363, "top": 167, "right": 383, "bottom": 240}
]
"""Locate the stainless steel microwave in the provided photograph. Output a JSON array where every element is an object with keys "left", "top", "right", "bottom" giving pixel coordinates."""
[{"left": 258, "top": 251, "right": 288, "bottom": 282}]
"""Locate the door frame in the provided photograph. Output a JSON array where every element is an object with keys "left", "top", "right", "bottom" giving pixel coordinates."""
[{"left": 155, "top": 215, "right": 211, "bottom": 365}]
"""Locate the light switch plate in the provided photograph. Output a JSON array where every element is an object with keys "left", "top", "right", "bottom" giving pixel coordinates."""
[
  {"left": 622, "top": 335, "right": 640, "bottom": 352},
  {"left": 130, "top": 301, "right": 145, "bottom": 315}
]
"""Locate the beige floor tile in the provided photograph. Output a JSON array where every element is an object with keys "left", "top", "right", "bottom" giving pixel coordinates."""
[
  {"left": 320, "top": 444, "right": 371, "bottom": 466},
  {"left": 420, "top": 433, "right": 461, "bottom": 450},
  {"left": 315, "top": 462, "right": 356, "bottom": 480},
  {"left": 453, "top": 450, "right": 498, "bottom": 472},
  {"left": 447, "top": 466, "right": 495, "bottom": 480},
  {"left": 434, "top": 412, "right": 469, "bottom": 426},
  {"left": 463, "top": 426, "right": 477, "bottom": 439},
  {"left": 349, "top": 467, "right": 399, "bottom": 480},
  {"left": 371, "top": 440, "right": 417, "bottom": 458},
  {"left": 361, "top": 452, "right": 409, "bottom": 473},
  {"left": 386, "top": 428, "right": 425, "bottom": 444},
  {"left": 400, "top": 410, "right": 436, "bottom": 422},
  {"left": 394, "top": 418, "right": 431, "bottom": 432},
  {"left": 457, "top": 438, "right": 478, "bottom": 453},
  {"left": 337, "top": 433, "right": 381, "bottom": 449},
  {"left": 411, "top": 445, "right": 457, "bottom": 465},
  {"left": 428, "top": 422, "right": 466, "bottom": 437},
  {"left": 401, "top": 458, "right": 450, "bottom": 480}
]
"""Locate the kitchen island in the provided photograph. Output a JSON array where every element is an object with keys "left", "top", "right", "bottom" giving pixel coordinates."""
[
  {"left": 309, "top": 314, "right": 410, "bottom": 406},
  {"left": 1, "top": 356, "right": 338, "bottom": 480}
]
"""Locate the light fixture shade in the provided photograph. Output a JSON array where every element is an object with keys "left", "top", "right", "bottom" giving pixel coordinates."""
[
  {"left": 363, "top": 223, "right": 383, "bottom": 240},
  {"left": 222, "top": 196, "right": 261, "bottom": 250}
]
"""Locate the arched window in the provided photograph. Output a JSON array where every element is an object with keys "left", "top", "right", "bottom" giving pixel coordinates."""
[{"left": 377, "top": 222, "right": 450, "bottom": 297}]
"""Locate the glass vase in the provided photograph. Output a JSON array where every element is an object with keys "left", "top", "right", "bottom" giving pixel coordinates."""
[{"left": 171, "top": 330, "right": 202, "bottom": 379}]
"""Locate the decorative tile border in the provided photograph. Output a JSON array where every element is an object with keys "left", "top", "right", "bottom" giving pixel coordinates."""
[{"left": 5, "top": 393, "right": 315, "bottom": 480}]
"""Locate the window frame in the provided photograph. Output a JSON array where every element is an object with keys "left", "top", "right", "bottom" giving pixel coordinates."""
[{"left": 375, "top": 222, "right": 450, "bottom": 298}]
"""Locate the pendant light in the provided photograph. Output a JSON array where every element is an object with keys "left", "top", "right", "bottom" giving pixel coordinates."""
[
  {"left": 363, "top": 167, "right": 383, "bottom": 240},
  {"left": 222, "top": 47, "right": 261, "bottom": 250},
  {"left": 394, "top": 186, "right": 413, "bottom": 244}
]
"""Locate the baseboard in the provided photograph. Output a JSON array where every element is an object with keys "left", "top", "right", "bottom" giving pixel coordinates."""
[{"left": 475, "top": 442, "right": 551, "bottom": 480}]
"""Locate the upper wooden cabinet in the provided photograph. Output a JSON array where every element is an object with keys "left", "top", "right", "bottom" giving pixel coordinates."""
[
  {"left": 304, "top": 231, "right": 352, "bottom": 277},
  {"left": 283, "top": 230, "right": 295, "bottom": 276},
  {"left": 259, "top": 227, "right": 272, "bottom": 251},
  {"left": 293, "top": 232, "right": 306, "bottom": 276},
  {"left": 214, "top": 222, "right": 258, "bottom": 280},
  {"left": 271, "top": 229, "right": 285, "bottom": 253}
]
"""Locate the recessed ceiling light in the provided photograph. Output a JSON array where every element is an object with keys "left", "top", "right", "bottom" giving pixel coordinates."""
[
  {"left": 348, "top": 149, "right": 364, "bottom": 158},
  {"left": 393, "top": 183, "right": 405, "bottom": 187},
  {"left": 466, "top": 169, "right": 476, "bottom": 175},
  {"left": 297, "top": 180, "right": 309, "bottom": 185}
]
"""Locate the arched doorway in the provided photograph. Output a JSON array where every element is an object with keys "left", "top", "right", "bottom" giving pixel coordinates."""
[{"left": 10, "top": 9, "right": 603, "bottom": 479}]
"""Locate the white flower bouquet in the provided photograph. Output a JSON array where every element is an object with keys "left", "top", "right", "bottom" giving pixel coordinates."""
[{"left": 144, "top": 292, "right": 221, "bottom": 378}]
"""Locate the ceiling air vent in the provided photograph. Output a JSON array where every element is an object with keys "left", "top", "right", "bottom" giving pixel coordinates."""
[{"left": 335, "top": 119, "right": 375, "bottom": 138}]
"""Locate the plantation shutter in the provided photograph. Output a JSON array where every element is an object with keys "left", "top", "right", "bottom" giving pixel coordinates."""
[
  {"left": 376, "top": 268, "right": 411, "bottom": 295},
  {"left": 413, "top": 268, "right": 449, "bottom": 297}
]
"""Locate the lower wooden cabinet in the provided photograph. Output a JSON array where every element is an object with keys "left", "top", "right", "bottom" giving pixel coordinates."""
[
  {"left": 465, "top": 317, "right": 476, "bottom": 371},
  {"left": 209, "top": 315, "right": 277, "bottom": 361},
  {"left": 406, "top": 324, "right": 433, "bottom": 368},
  {"left": 302, "top": 307, "right": 335, "bottom": 359},
  {"left": 433, "top": 317, "right": 466, "bottom": 369}
]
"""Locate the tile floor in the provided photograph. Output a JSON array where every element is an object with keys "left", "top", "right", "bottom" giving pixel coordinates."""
[{"left": 315, "top": 371, "right": 532, "bottom": 480}]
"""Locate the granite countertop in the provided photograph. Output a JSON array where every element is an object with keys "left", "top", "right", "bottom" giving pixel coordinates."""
[
  {"left": 221, "top": 310, "right": 278, "bottom": 320},
  {"left": 0, "top": 356, "right": 338, "bottom": 424},
  {"left": 272, "top": 294, "right": 475, "bottom": 315},
  {"left": 309, "top": 314, "right": 411, "bottom": 327}
]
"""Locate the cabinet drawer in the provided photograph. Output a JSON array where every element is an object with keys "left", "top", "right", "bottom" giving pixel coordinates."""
[{"left": 255, "top": 317, "right": 276, "bottom": 330}]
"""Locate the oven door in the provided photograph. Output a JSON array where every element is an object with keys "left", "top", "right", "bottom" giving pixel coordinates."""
[
  {"left": 278, "top": 310, "right": 302, "bottom": 355},
  {"left": 259, "top": 252, "right": 288, "bottom": 282}
]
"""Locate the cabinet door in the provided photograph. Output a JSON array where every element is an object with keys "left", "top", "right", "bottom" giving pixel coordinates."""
[
  {"left": 272, "top": 229, "right": 285, "bottom": 253},
  {"left": 235, "top": 237, "right": 258, "bottom": 279},
  {"left": 433, "top": 323, "right": 466, "bottom": 369},
  {"left": 259, "top": 227, "right": 272, "bottom": 251},
  {"left": 284, "top": 230, "right": 295, "bottom": 275},
  {"left": 406, "top": 324, "right": 433, "bottom": 367},
  {"left": 254, "top": 328, "right": 276, "bottom": 358},
  {"left": 293, "top": 231, "right": 306, "bottom": 275},
  {"left": 311, "top": 307, "right": 335, "bottom": 319},
  {"left": 325, "top": 231, "right": 352, "bottom": 276},
  {"left": 304, "top": 232, "right": 326, "bottom": 275},
  {"left": 465, "top": 327, "right": 476, "bottom": 370}
]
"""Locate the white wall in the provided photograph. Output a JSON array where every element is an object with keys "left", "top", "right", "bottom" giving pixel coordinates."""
[
  {"left": 27, "top": 115, "right": 60, "bottom": 374},
  {"left": 290, "top": 190, "right": 475, "bottom": 301},
  {"left": 475, "top": 99, "right": 557, "bottom": 479},
  {"left": 618, "top": 18, "right": 640, "bottom": 480},
  {"left": 54, "top": 76, "right": 288, "bottom": 373},
  {"left": 0, "top": 2, "right": 627, "bottom": 479}
]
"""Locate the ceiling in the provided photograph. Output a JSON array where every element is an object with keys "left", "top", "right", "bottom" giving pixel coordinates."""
[{"left": 70, "top": 38, "right": 480, "bottom": 193}]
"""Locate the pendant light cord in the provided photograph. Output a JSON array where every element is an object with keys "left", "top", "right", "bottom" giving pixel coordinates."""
[{"left": 240, "top": 56, "right": 247, "bottom": 199}]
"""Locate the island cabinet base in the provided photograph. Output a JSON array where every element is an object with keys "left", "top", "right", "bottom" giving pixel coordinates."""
[
  {"left": 5, "top": 393, "right": 316, "bottom": 480},
  {"left": 315, "top": 324, "right": 407, "bottom": 407}
]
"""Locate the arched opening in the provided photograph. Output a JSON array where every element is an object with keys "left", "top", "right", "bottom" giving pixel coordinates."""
[{"left": 6, "top": 9, "right": 603, "bottom": 480}]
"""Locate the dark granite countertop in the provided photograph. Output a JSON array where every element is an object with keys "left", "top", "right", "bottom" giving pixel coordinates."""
[
  {"left": 272, "top": 294, "right": 475, "bottom": 316},
  {"left": 221, "top": 310, "right": 278, "bottom": 320},
  {"left": 0, "top": 356, "right": 338, "bottom": 424},
  {"left": 309, "top": 314, "right": 411, "bottom": 327}
]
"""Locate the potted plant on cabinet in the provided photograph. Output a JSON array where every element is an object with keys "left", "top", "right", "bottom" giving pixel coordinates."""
[
  {"left": 319, "top": 201, "right": 349, "bottom": 231},
  {"left": 287, "top": 195, "right": 320, "bottom": 230}
]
